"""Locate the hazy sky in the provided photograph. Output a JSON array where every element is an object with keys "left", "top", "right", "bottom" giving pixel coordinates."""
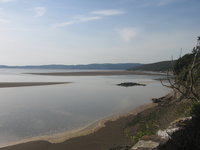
[{"left": 0, "top": 0, "right": 199, "bottom": 65}]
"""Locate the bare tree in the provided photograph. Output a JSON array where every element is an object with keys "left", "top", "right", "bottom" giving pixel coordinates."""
[{"left": 161, "top": 37, "right": 200, "bottom": 102}]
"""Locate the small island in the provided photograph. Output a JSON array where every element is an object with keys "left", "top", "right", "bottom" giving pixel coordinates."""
[{"left": 117, "top": 82, "right": 146, "bottom": 87}]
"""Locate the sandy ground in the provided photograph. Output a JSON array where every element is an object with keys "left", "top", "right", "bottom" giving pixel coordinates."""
[
  {"left": 26, "top": 70, "right": 163, "bottom": 76},
  {"left": 0, "top": 103, "right": 157, "bottom": 150},
  {"left": 0, "top": 82, "right": 70, "bottom": 88}
]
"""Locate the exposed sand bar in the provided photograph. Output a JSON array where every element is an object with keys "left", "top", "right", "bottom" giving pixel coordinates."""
[
  {"left": 38, "top": 103, "right": 157, "bottom": 143},
  {"left": 0, "top": 82, "right": 71, "bottom": 88},
  {"left": 26, "top": 70, "right": 163, "bottom": 76}
]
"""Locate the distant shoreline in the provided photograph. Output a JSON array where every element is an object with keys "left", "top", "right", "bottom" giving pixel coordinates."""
[{"left": 26, "top": 70, "right": 164, "bottom": 76}]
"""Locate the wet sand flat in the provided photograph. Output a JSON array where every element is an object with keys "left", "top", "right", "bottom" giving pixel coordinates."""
[
  {"left": 0, "top": 103, "right": 156, "bottom": 150},
  {"left": 26, "top": 70, "right": 163, "bottom": 76},
  {"left": 0, "top": 82, "right": 70, "bottom": 88}
]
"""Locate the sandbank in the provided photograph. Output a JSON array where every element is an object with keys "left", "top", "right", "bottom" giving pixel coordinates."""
[
  {"left": 0, "top": 82, "right": 70, "bottom": 88},
  {"left": 26, "top": 70, "right": 164, "bottom": 76}
]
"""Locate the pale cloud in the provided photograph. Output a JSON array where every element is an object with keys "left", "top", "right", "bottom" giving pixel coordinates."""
[
  {"left": 92, "top": 9, "right": 125, "bottom": 16},
  {"left": 0, "top": 18, "right": 9, "bottom": 23},
  {"left": 118, "top": 0, "right": 182, "bottom": 6},
  {"left": 53, "top": 8, "right": 124, "bottom": 28},
  {"left": 0, "top": 0, "right": 15, "bottom": 3},
  {"left": 143, "top": 0, "right": 181, "bottom": 7},
  {"left": 53, "top": 16, "right": 102, "bottom": 28},
  {"left": 0, "top": 8, "right": 4, "bottom": 15},
  {"left": 78, "top": 16, "right": 102, "bottom": 22},
  {"left": 54, "top": 21, "right": 75, "bottom": 28},
  {"left": 157, "top": 0, "right": 178, "bottom": 6},
  {"left": 0, "top": 8, "right": 9, "bottom": 23},
  {"left": 117, "top": 27, "right": 139, "bottom": 42},
  {"left": 34, "top": 7, "right": 47, "bottom": 17}
]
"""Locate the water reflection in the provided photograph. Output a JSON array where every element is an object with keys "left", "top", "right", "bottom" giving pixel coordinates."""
[{"left": 0, "top": 69, "right": 169, "bottom": 145}]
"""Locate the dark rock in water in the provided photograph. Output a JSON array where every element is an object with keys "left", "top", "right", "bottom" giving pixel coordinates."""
[
  {"left": 152, "top": 98, "right": 162, "bottom": 103},
  {"left": 151, "top": 96, "right": 165, "bottom": 103},
  {"left": 117, "top": 82, "right": 146, "bottom": 87}
]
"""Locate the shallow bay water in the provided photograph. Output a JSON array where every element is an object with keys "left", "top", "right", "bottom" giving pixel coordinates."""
[{"left": 0, "top": 69, "right": 169, "bottom": 145}]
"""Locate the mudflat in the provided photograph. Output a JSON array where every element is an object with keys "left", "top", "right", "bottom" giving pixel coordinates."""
[
  {"left": 0, "top": 82, "right": 70, "bottom": 88},
  {"left": 0, "top": 103, "right": 156, "bottom": 150},
  {"left": 26, "top": 70, "right": 162, "bottom": 76}
]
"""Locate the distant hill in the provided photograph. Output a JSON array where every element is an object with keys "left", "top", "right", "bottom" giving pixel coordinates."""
[
  {"left": 0, "top": 63, "right": 142, "bottom": 70},
  {"left": 128, "top": 61, "right": 174, "bottom": 71}
]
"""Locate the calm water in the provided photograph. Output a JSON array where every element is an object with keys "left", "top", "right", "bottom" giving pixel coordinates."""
[{"left": 0, "top": 69, "right": 169, "bottom": 145}]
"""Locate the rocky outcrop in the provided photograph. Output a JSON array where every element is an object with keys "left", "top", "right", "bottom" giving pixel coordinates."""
[
  {"left": 130, "top": 117, "right": 193, "bottom": 150},
  {"left": 158, "top": 117, "right": 200, "bottom": 150},
  {"left": 130, "top": 135, "right": 166, "bottom": 150},
  {"left": 151, "top": 96, "right": 166, "bottom": 103},
  {"left": 117, "top": 82, "right": 146, "bottom": 87}
]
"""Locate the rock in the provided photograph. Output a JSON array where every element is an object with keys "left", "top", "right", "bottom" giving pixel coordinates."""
[
  {"left": 157, "top": 117, "right": 192, "bottom": 140},
  {"left": 130, "top": 140, "right": 160, "bottom": 150},
  {"left": 151, "top": 96, "right": 166, "bottom": 103},
  {"left": 130, "top": 117, "right": 193, "bottom": 150},
  {"left": 151, "top": 98, "right": 162, "bottom": 103},
  {"left": 117, "top": 82, "right": 146, "bottom": 87},
  {"left": 157, "top": 127, "right": 180, "bottom": 139}
]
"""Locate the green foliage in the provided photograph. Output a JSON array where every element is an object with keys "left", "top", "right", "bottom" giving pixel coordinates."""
[
  {"left": 190, "top": 102, "right": 200, "bottom": 118},
  {"left": 173, "top": 53, "right": 194, "bottom": 76},
  {"left": 126, "top": 101, "right": 192, "bottom": 145},
  {"left": 129, "top": 61, "right": 173, "bottom": 71},
  {"left": 130, "top": 130, "right": 152, "bottom": 144},
  {"left": 173, "top": 53, "right": 195, "bottom": 84},
  {"left": 126, "top": 39, "right": 200, "bottom": 147},
  {"left": 172, "top": 46, "right": 200, "bottom": 101},
  {"left": 173, "top": 45, "right": 200, "bottom": 81}
]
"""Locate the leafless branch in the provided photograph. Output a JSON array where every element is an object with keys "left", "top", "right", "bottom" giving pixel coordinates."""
[{"left": 160, "top": 37, "right": 200, "bottom": 102}]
